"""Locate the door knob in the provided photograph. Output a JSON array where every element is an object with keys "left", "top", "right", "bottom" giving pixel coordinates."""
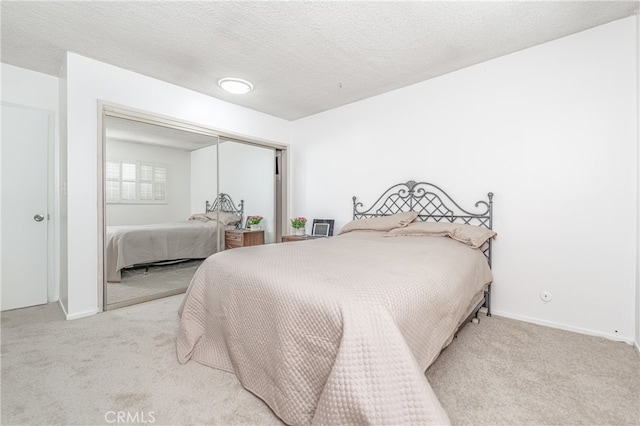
[{"left": 33, "top": 214, "right": 44, "bottom": 222}]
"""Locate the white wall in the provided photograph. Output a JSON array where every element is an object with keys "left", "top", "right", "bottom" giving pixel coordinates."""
[
  {"left": 635, "top": 11, "right": 640, "bottom": 350},
  {"left": 105, "top": 141, "right": 191, "bottom": 225},
  {"left": 1, "top": 63, "right": 59, "bottom": 110},
  {"left": 291, "top": 17, "right": 638, "bottom": 342},
  {"left": 58, "top": 61, "right": 68, "bottom": 312},
  {"left": 64, "top": 53, "right": 290, "bottom": 319},
  {"left": 1, "top": 63, "right": 60, "bottom": 304},
  {"left": 190, "top": 144, "right": 218, "bottom": 215}
]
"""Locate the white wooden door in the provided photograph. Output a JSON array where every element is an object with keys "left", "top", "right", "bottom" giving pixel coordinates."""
[{"left": 1, "top": 104, "right": 49, "bottom": 311}]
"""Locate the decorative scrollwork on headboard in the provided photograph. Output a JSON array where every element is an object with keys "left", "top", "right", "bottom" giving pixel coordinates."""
[
  {"left": 205, "top": 193, "right": 244, "bottom": 229},
  {"left": 352, "top": 180, "right": 494, "bottom": 264}
]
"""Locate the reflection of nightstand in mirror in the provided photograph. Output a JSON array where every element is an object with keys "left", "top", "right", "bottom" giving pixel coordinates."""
[
  {"left": 281, "top": 235, "right": 322, "bottom": 243},
  {"left": 225, "top": 229, "right": 265, "bottom": 249}
]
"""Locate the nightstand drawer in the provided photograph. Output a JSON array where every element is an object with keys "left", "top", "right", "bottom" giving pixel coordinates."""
[
  {"left": 225, "top": 229, "right": 265, "bottom": 249},
  {"left": 226, "top": 233, "right": 243, "bottom": 242}
]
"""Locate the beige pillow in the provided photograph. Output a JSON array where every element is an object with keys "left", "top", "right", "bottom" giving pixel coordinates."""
[
  {"left": 188, "top": 213, "right": 209, "bottom": 222},
  {"left": 339, "top": 211, "right": 419, "bottom": 234},
  {"left": 206, "top": 211, "right": 242, "bottom": 226},
  {"left": 189, "top": 211, "right": 241, "bottom": 226},
  {"left": 386, "top": 221, "right": 496, "bottom": 248}
]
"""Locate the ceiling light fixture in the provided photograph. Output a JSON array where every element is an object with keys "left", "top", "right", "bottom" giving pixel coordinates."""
[{"left": 218, "top": 78, "right": 253, "bottom": 95}]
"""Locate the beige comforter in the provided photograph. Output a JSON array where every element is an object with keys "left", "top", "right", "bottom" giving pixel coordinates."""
[
  {"left": 106, "top": 221, "right": 226, "bottom": 282},
  {"left": 177, "top": 231, "right": 493, "bottom": 425}
]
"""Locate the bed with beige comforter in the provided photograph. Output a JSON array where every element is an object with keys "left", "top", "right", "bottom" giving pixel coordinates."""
[
  {"left": 177, "top": 224, "right": 494, "bottom": 425},
  {"left": 106, "top": 220, "right": 226, "bottom": 282}
]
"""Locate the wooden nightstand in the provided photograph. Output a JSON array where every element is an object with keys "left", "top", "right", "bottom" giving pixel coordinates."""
[
  {"left": 281, "top": 235, "right": 323, "bottom": 243},
  {"left": 225, "top": 229, "right": 265, "bottom": 249}
]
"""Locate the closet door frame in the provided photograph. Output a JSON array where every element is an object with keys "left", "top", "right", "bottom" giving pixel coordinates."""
[{"left": 97, "top": 101, "right": 289, "bottom": 311}]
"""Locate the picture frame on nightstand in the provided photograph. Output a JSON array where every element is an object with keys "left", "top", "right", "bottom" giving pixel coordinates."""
[{"left": 311, "top": 219, "right": 334, "bottom": 237}]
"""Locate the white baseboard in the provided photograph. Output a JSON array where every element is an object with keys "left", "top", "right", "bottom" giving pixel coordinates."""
[
  {"left": 61, "top": 304, "right": 99, "bottom": 320},
  {"left": 489, "top": 309, "right": 635, "bottom": 346},
  {"left": 57, "top": 299, "right": 68, "bottom": 318}
]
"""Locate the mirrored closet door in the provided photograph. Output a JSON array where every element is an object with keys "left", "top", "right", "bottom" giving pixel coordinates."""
[
  {"left": 102, "top": 113, "right": 221, "bottom": 310},
  {"left": 219, "top": 139, "right": 276, "bottom": 244},
  {"left": 101, "top": 108, "right": 286, "bottom": 311}
]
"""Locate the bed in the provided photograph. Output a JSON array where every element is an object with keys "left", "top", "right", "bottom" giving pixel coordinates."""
[
  {"left": 105, "top": 193, "right": 243, "bottom": 282},
  {"left": 176, "top": 180, "right": 495, "bottom": 425}
]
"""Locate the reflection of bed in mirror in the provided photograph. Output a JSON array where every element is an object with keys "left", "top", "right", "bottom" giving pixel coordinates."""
[{"left": 105, "top": 193, "right": 243, "bottom": 282}]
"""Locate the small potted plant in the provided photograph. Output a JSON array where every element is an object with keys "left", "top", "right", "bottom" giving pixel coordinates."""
[
  {"left": 290, "top": 216, "right": 307, "bottom": 236},
  {"left": 247, "top": 215, "right": 263, "bottom": 230}
]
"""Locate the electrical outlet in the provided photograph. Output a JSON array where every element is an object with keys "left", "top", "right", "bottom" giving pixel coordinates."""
[{"left": 539, "top": 291, "right": 552, "bottom": 303}]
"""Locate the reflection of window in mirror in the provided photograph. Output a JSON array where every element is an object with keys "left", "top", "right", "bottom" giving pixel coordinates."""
[{"left": 105, "top": 160, "right": 167, "bottom": 204}]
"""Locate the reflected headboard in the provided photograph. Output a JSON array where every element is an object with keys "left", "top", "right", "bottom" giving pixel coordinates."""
[{"left": 205, "top": 193, "right": 244, "bottom": 229}]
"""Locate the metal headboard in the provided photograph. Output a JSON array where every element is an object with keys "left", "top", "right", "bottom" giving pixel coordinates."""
[
  {"left": 205, "top": 193, "right": 244, "bottom": 229},
  {"left": 352, "top": 180, "right": 493, "bottom": 265}
]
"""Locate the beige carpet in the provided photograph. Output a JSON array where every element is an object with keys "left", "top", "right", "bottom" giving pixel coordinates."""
[
  {"left": 427, "top": 315, "right": 640, "bottom": 426},
  {"left": 2, "top": 296, "right": 638, "bottom": 426}
]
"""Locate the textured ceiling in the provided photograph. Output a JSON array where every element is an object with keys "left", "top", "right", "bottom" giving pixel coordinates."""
[{"left": 2, "top": 1, "right": 638, "bottom": 121}]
